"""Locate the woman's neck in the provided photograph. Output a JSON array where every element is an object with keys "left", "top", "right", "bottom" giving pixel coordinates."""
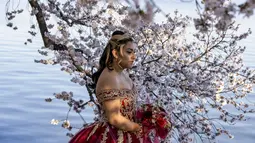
[{"left": 111, "top": 62, "right": 124, "bottom": 74}]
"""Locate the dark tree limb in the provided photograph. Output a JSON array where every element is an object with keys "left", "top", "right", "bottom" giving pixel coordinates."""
[
  {"left": 28, "top": 0, "right": 52, "bottom": 47},
  {"left": 27, "top": 0, "right": 96, "bottom": 105}
]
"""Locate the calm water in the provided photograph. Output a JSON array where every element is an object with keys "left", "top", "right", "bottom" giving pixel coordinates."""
[
  {"left": 0, "top": 29, "right": 94, "bottom": 142},
  {"left": 0, "top": 1, "right": 255, "bottom": 143}
]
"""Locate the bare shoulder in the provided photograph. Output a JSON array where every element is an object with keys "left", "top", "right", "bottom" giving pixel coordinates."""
[{"left": 96, "top": 68, "right": 120, "bottom": 93}]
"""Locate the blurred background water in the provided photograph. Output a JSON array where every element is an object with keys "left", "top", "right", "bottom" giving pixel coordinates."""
[{"left": 0, "top": 1, "right": 254, "bottom": 143}]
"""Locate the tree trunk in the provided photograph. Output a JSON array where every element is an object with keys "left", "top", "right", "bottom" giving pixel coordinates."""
[{"left": 28, "top": 0, "right": 53, "bottom": 47}]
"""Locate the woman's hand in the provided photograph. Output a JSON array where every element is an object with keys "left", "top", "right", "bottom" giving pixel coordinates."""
[
  {"left": 132, "top": 123, "right": 143, "bottom": 138},
  {"left": 132, "top": 123, "right": 142, "bottom": 132}
]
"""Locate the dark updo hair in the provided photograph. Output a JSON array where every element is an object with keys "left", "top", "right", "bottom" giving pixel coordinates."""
[
  {"left": 112, "top": 30, "right": 125, "bottom": 36},
  {"left": 91, "top": 31, "right": 133, "bottom": 88}
]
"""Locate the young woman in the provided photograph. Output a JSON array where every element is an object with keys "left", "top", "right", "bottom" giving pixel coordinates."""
[{"left": 69, "top": 31, "right": 170, "bottom": 143}]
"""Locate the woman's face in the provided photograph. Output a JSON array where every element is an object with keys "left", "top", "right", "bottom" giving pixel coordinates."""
[{"left": 119, "top": 41, "right": 136, "bottom": 69}]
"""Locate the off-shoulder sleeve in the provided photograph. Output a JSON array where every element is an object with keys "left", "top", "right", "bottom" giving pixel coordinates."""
[{"left": 96, "top": 89, "right": 134, "bottom": 103}]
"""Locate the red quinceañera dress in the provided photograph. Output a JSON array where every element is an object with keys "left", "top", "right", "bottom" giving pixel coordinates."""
[{"left": 69, "top": 84, "right": 171, "bottom": 143}]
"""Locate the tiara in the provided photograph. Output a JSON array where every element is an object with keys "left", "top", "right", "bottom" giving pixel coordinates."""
[{"left": 110, "top": 33, "right": 131, "bottom": 41}]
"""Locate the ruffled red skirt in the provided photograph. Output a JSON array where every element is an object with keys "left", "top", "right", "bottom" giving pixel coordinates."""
[
  {"left": 69, "top": 121, "right": 151, "bottom": 143},
  {"left": 69, "top": 104, "right": 171, "bottom": 143}
]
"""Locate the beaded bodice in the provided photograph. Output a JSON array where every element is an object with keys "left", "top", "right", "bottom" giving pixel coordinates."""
[{"left": 96, "top": 84, "right": 138, "bottom": 122}]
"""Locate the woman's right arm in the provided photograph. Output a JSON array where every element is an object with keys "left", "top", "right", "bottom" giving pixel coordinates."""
[{"left": 103, "top": 99, "right": 141, "bottom": 132}]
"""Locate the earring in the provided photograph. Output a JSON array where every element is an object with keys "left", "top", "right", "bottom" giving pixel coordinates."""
[
  {"left": 113, "top": 56, "right": 123, "bottom": 69},
  {"left": 117, "top": 58, "right": 123, "bottom": 69}
]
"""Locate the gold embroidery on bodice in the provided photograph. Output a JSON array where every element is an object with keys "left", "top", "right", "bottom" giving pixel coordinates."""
[{"left": 96, "top": 84, "right": 137, "bottom": 122}]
